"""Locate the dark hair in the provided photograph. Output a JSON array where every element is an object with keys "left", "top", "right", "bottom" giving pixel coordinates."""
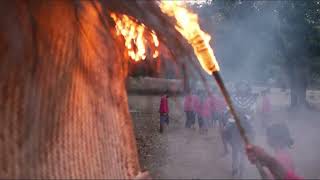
[{"left": 266, "top": 123, "right": 294, "bottom": 149}]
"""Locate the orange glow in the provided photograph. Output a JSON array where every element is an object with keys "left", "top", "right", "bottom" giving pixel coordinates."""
[
  {"left": 159, "top": 1, "right": 220, "bottom": 74},
  {"left": 151, "top": 31, "right": 159, "bottom": 59},
  {"left": 110, "top": 13, "right": 159, "bottom": 61}
]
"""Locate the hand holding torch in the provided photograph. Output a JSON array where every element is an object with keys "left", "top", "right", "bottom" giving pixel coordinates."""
[
  {"left": 190, "top": 33, "right": 266, "bottom": 179},
  {"left": 158, "top": 2, "right": 265, "bottom": 178}
]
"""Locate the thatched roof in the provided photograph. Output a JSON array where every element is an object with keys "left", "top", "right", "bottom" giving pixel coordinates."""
[{"left": 0, "top": 1, "right": 205, "bottom": 179}]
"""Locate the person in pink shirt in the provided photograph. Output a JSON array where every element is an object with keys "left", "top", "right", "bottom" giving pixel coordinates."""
[
  {"left": 266, "top": 123, "right": 295, "bottom": 172},
  {"left": 209, "top": 93, "right": 227, "bottom": 128},
  {"left": 184, "top": 91, "right": 196, "bottom": 128},
  {"left": 159, "top": 91, "right": 169, "bottom": 133},
  {"left": 198, "top": 91, "right": 211, "bottom": 135},
  {"left": 246, "top": 123, "right": 302, "bottom": 180}
]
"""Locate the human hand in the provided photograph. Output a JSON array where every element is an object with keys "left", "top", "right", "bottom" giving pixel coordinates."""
[
  {"left": 246, "top": 145, "right": 289, "bottom": 179},
  {"left": 246, "top": 144, "right": 272, "bottom": 166},
  {"left": 134, "top": 171, "right": 151, "bottom": 180}
]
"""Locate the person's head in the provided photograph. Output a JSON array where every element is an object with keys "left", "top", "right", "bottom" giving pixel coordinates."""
[
  {"left": 235, "top": 81, "right": 251, "bottom": 96},
  {"left": 164, "top": 90, "right": 169, "bottom": 98},
  {"left": 266, "top": 123, "right": 294, "bottom": 150}
]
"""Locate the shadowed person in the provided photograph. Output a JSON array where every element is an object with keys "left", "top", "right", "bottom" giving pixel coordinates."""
[
  {"left": 221, "top": 108, "right": 255, "bottom": 178},
  {"left": 246, "top": 123, "right": 300, "bottom": 179},
  {"left": 159, "top": 91, "right": 169, "bottom": 133}
]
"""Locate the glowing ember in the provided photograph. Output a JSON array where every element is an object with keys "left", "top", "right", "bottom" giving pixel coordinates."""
[
  {"left": 110, "top": 13, "right": 159, "bottom": 61},
  {"left": 159, "top": 1, "right": 219, "bottom": 74}
]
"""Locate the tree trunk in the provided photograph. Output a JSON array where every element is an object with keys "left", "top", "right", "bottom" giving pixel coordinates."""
[
  {"left": 277, "top": 31, "right": 309, "bottom": 109},
  {"left": 289, "top": 63, "right": 309, "bottom": 109},
  {"left": 0, "top": 1, "right": 140, "bottom": 178}
]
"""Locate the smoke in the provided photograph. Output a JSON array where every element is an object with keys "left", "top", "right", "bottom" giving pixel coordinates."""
[
  {"left": 160, "top": 1, "right": 320, "bottom": 179},
  {"left": 125, "top": 1, "right": 320, "bottom": 179},
  {"left": 205, "top": 1, "right": 282, "bottom": 85},
  {"left": 183, "top": 1, "right": 285, "bottom": 93}
]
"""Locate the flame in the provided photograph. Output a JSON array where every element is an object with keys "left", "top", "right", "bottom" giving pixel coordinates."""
[
  {"left": 110, "top": 13, "right": 159, "bottom": 61},
  {"left": 159, "top": 1, "right": 219, "bottom": 74},
  {"left": 151, "top": 31, "right": 159, "bottom": 59}
]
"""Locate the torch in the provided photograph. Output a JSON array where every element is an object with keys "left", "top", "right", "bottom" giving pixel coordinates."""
[
  {"left": 190, "top": 33, "right": 250, "bottom": 144},
  {"left": 158, "top": 1, "right": 266, "bottom": 178},
  {"left": 186, "top": 20, "right": 269, "bottom": 180},
  {"left": 190, "top": 34, "right": 266, "bottom": 178}
]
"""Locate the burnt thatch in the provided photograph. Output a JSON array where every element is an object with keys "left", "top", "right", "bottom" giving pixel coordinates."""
[{"left": 126, "top": 77, "right": 184, "bottom": 95}]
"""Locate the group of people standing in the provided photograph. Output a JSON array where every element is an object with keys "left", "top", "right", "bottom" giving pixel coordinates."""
[
  {"left": 158, "top": 81, "right": 301, "bottom": 179},
  {"left": 183, "top": 89, "right": 226, "bottom": 134}
]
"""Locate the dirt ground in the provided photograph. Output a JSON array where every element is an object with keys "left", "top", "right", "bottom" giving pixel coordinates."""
[{"left": 146, "top": 109, "right": 320, "bottom": 179}]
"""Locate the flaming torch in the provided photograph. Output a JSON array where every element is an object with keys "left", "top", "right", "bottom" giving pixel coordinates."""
[{"left": 159, "top": 1, "right": 265, "bottom": 177}]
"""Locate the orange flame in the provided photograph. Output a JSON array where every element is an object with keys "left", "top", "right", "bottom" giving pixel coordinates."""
[
  {"left": 151, "top": 31, "right": 159, "bottom": 58},
  {"left": 110, "top": 13, "right": 159, "bottom": 62},
  {"left": 159, "top": 1, "right": 219, "bottom": 74}
]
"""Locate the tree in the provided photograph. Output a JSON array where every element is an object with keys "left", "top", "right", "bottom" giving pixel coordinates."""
[
  {"left": 276, "top": 1, "right": 320, "bottom": 108},
  {"left": 197, "top": 0, "right": 320, "bottom": 108}
]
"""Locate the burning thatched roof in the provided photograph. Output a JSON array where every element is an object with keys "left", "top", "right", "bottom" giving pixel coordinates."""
[
  {"left": 106, "top": 0, "right": 193, "bottom": 60},
  {"left": 0, "top": 0, "right": 201, "bottom": 179}
]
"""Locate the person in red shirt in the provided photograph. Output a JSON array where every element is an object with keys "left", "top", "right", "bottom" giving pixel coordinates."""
[
  {"left": 192, "top": 90, "right": 204, "bottom": 133},
  {"left": 159, "top": 91, "right": 169, "bottom": 133},
  {"left": 246, "top": 123, "right": 301, "bottom": 180}
]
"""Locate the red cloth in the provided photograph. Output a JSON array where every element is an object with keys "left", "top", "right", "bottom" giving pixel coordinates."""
[
  {"left": 199, "top": 99, "right": 212, "bottom": 119},
  {"left": 209, "top": 94, "right": 227, "bottom": 113},
  {"left": 275, "top": 150, "right": 302, "bottom": 180},
  {"left": 261, "top": 95, "right": 271, "bottom": 113},
  {"left": 285, "top": 171, "right": 302, "bottom": 180},
  {"left": 184, "top": 94, "right": 195, "bottom": 112},
  {"left": 275, "top": 150, "right": 295, "bottom": 173},
  {"left": 159, "top": 96, "right": 169, "bottom": 113}
]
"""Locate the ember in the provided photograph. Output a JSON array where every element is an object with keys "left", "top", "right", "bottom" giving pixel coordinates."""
[{"left": 110, "top": 13, "right": 159, "bottom": 61}]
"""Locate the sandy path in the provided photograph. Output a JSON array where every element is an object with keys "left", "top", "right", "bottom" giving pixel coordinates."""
[
  {"left": 158, "top": 127, "right": 262, "bottom": 179},
  {"left": 156, "top": 110, "right": 320, "bottom": 179}
]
